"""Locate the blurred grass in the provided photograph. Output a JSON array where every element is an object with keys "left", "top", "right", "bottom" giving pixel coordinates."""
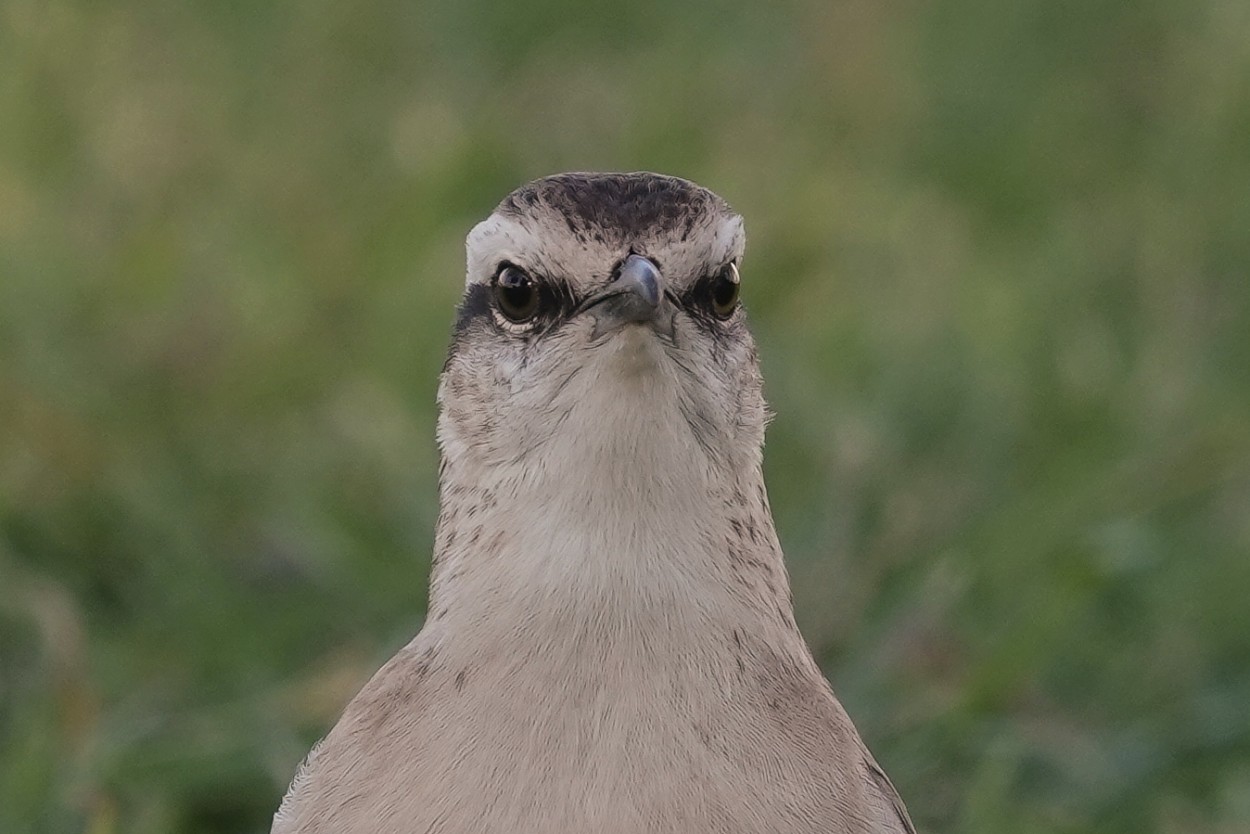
[{"left": 2, "top": 0, "right": 1249, "bottom": 831}]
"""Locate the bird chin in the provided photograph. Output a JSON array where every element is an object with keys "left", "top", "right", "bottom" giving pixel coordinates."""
[
  {"left": 590, "top": 321, "right": 671, "bottom": 379},
  {"left": 589, "top": 308, "right": 677, "bottom": 342}
]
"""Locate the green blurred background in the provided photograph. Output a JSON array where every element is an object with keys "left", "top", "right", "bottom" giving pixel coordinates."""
[{"left": 2, "top": 0, "right": 1249, "bottom": 831}]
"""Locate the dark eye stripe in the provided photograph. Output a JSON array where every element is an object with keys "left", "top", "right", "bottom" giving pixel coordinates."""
[
  {"left": 451, "top": 277, "right": 579, "bottom": 339},
  {"left": 452, "top": 283, "right": 495, "bottom": 338},
  {"left": 454, "top": 264, "right": 740, "bottom": 341}
]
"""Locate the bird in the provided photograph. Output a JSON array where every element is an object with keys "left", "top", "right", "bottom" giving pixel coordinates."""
[{"left": 272, "top": 172, "right": 915, "bottom": 833}]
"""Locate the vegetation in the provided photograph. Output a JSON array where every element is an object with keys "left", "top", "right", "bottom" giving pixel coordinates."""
[{"left": 1, "top": 1, "right": 1247, "bottom": 831}]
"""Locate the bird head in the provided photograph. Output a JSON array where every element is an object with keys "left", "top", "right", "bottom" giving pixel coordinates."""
[{"left": 437, "top": 173, "right": 770, "bottom": 497}]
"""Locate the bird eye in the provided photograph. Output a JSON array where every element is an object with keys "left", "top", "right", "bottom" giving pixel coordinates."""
[
  {"left": 709, "top": 262, "right": 740, "bottom": 319},
  {"left": 493, "top": 265, "right": 540, "bottom": 323}
]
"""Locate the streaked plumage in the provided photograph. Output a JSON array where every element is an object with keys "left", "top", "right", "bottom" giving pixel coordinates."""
[{"left": 273, "top": 172, "right": 914, "bottom": 834}]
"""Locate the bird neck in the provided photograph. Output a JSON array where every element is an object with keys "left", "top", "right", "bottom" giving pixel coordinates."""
[{"left": 426, "top": 447, "right": 798, "bottom": 648}]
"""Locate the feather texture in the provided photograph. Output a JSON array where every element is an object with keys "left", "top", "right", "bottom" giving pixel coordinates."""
[{"left": 273, "top": 173, "right": 913, "bottom": 834}]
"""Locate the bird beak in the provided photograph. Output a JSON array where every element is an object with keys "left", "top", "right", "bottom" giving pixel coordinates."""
[{"left": 578, "top": 255, "right": 671, "bottom": 338}]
